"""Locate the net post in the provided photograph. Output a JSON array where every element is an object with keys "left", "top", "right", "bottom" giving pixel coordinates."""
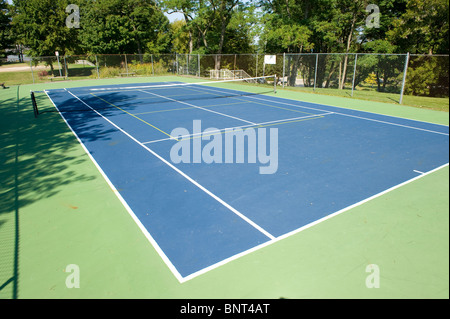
[{"left": 31, "top": 90, "right": 38, "bottom": 118}]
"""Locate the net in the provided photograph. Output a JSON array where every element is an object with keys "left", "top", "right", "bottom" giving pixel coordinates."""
[{"left": 32, "top": 75, "right": 277, "bottom": 116}]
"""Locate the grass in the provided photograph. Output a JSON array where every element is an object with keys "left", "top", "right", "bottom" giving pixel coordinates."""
[
  {"left": 1, "top": 68, "right": 448, "bottom": 112},
  {"left": 281, "top": 85, "right": 449, "bottom": 112}
]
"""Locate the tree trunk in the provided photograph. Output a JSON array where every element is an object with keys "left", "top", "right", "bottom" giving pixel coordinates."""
[
  {"left": 184, "top": 14, "right": 193, "bottom": 54},
  {"left": 324, "top": 61, "right": 336, "bottom": 88},
  {"left": 339, "top": 15, "right": 356, "bottom": 90}
]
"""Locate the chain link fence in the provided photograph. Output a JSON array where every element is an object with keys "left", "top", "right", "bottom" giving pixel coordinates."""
[{"left": 1, "top": 53, "right": 448, "bottom": 106}]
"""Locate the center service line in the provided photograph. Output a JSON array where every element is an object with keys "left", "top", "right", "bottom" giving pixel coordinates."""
[
  {"left": 138, "top": 89, "right": 258, "bottom": 126},
  {"left": 66, "top": 90, "right": 276, "bottom": 241}
]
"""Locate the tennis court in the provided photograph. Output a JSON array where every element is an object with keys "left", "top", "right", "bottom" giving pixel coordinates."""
[{"left": 30, "top": 76, "right": 449, "bottom": 284}]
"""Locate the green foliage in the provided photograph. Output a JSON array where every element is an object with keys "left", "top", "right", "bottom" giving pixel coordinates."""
[
  {"left": 98, "top": 66, "right": 121, "bottom": 78},
  {"left": 405, "top": 56, "right": 450, "bottom": 97},
  {"left": 386, "top": 0, "right": 449, "bottom": 54},
  {"left": 78, "top": 0, "right": 170, "bottom": 54},
  {"left": 12, "top": 0, "right": 82, "bottom": 57},
  {"left": 0, "top": 0, "right": 13, "bottom": 60},
  {"left": 3, "top": 0, "right": 448, "bottom": 98}
]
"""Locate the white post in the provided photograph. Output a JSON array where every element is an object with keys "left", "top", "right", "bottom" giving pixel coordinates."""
[
  {"left": 282, "top": 53, "right": 286, "bottom": 88},
  {"left": 56, "top": 51, "right": 62, "bottom": 77},
  {"left": 399, "top": 52, "right": 410, "bottom": 104}
]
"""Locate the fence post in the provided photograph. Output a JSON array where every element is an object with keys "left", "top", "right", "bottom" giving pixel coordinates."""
[
  {"left": 313, "top": 53, "right": 318, "bottom": 91},
  {"left": 56, "top": 53, "right": 62, "bottom": 77},
  {"left": 29, "top": 60, "right": 35, "bottom": 84},
  {"left": 64, "top": 55, "right": 68, "bottom": 78},
  {"left": 256, "top": 54, "right": 258, "bottom": 77},
  {"left": 151, "top": 54, "right": 154, "bottom": 76},
  {"left": 198, "top": 54, "right": 200, "bottom": 77},
  {"left": 186, "top": 53, "right": 189, "bottom": 75},
  {"left": 399, "top": 52, "right": 410, "bottom": 104},
  {"left": 351, "top": 53, "right": 358, "bottom": 97},
  {"left": 95, "top": 55, "right": 100, "bottom": 79},
  {"left": 282, "top": 53, "right": 285, "bottom": 88},
  {"left": 124, "top": 54, "right": 129, "bottom": 75}
]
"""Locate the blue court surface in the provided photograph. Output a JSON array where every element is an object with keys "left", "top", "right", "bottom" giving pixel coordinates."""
[{"left": 43, "top": 81, "right": 449, "bottom": 282}]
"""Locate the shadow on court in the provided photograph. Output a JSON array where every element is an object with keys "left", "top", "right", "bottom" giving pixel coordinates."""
[{"left": 0, "top": 85, "right": 98, "bottom": 299}]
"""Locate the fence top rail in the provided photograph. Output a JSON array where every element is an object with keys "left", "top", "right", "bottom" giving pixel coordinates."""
[{"left": 28, "top": 52, "right": 449, "bottom": 59}]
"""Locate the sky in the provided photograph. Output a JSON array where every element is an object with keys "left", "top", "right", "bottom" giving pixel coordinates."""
[{"left": 164, "top": 11, "right": 185, "bottom": 23}]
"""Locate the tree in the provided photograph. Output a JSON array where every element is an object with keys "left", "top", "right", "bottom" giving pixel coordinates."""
[
  {"left": 387, "top": 0, "right": 449, "bottom": 54},
  {"left": 0, "top": 0, "right": 13, "bottom": 61},
  {"left": 79, "top": 0, "right": 170, "bottom": 54},
  {"left": 161, "top": 0, "right": 199, "bottom": 53},
  {"left": 170, "top": 20, "right": 191, "bottom": 53},
  {"left": 365, "top": 72, "right": 377, "bottom": 88},
  {"left": 12, "top": 0, "right": 82, "bottom": 57},
  {"left": 222, "top": 3, "right": 257, "bottom": 53}
]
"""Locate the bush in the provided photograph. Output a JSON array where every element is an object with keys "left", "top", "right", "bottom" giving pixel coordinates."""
[
  {"left": 38, "top": 70, "right": 49, "bottom": 79},
  {"left": 98, "top": 66, "right": 121, "bottom": 78},
  {"left": 129, "top": 63, "right": 153, "bottom": 75},
  {"left": 405, "top": 56, "right": 449, "bottom": 97}
]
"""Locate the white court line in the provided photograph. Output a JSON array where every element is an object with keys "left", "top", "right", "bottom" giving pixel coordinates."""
[
  {"left": 142, "top": 112, "right": 334, "bottom": 145},
  {"left": 413, "top": 170, "right": 425, "bottom": 174},
  {"left": 138, "top": 89, "right": 257, "bottom": 126},
  {"left": 59, "top": 89, "right": 276, "bottom": 280},
  {"left": 45, "top": 90, "right": 185, "bottom": 282},
  {"left": 88, "top": 75, "right": 276, "bottom": 92},
  {"left": 193, "top": 85, "right": 450, "bottom": 136},
  {"left": 180, "top": 162, "right": 449, "bottom": 282},
  {"left": 46, "top": 88, "right": 449, "bottom": 284}
]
